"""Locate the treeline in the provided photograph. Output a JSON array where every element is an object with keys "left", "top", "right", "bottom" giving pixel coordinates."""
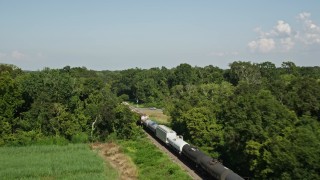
[
  {"left": 0, "top": 64, "right": 140, "bottom": 146},
  {"left": 1, "top": 61, "right": 320, "bottom": 179},
  {"left": 110, "top": 61, "right": 320, "bottom": 179}
]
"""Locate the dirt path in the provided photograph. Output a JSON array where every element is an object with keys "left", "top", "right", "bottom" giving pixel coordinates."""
[{"left": 91, "top": 142, "right": 138, "bottom": 180}]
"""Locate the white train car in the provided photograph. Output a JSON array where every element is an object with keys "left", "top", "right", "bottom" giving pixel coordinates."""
[
  {"left": 143, "top": 119, "right": 152, "bottom": 127},
  {"left": 147, "top": 120, "right": 158, "bottom": 133},
  {"left": 156, "top": 125, "right": 177, "bottom": 144},
  {"left": 167, "top": 136, "right": 188, "bottom": 154},
  {"left": 141, "top": 114, "right": 149, "bottom": 121}
]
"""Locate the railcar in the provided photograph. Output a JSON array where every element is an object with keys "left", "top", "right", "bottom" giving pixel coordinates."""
[
  {"left": 135, "top": 110, "right": 244, "bottom": 180},
  {"left": 199, "top": 155, "right": 242, "bottom": 180},
  {"left": 140, "top": 114, "right": 149, "bottom": 122},
  {"left": 142, "top": 119, "right": 152, "bottom": 127},
  {"left": 182, "top": 144, "right": 244, "bottom": 180},
  {"left": 167, "top": 135, "right": 188, "bottom": 154},
  {"left": 224, "top": 172, "right": 244, "bottom": 180},
  {"left": 182, "top": 144, "right": 207, "bottom": 165},
  {"left": 147, "top": 120, "right": 158, "bottom": 133},
  {"left": 155, "top": 125, "right": 177, "bottom": 144}
]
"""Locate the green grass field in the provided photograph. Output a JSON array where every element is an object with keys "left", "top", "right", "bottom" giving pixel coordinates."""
[
  {"left": 135, "top": 108, "right": 171, "bottom": 126},
  {"left": 0, "top": 144, "right": 118, "bottom": 180},
  {"left": 118, "top": 137, "right": 192, "bottom": 180}
]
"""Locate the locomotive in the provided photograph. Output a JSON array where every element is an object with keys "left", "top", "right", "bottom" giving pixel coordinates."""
[{"left": 140, "top": 114, "right": 244, "bottom": 180}]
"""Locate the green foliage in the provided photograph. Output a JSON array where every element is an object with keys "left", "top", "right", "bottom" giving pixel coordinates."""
[
  {"left": 245, "top": 116, "right": 320, "bottom": 179},
  {"left": 257, "top": 61, "right": 277, "bottom": 79},
  {"left": 171, "top": 63, "right": 196, "bottom": 86},
  {"left": 118, "top": 137, "right": 192, "bottom": 180},
  {"left": 2, "top": 62, "right": 320, "bottom": 179},
  {"left": 281, "top": 61, "right": 299, "bottom": 75},
  {"left": 220, "top": 88, "right": 298, "bottom": 176},
  {"left": 113, "top": 104, "right": 140, "bottom": 139},
  {"left": 36, "top": 136, "right": 69, "bottom": 146},
  {"left": 0, "top": 64, "right": 140, "bottom": 146},
  {"left": 71, "top": 132, "right": 89, "bottom": 143},
  {"left": 0, "top": 144, "right": 117, "bottom": 179},
  {"left": 120, "top": 62, "right": 320, "bottom": 179},
  {"left": 112, "top": 67, "right": 171, "bottom": 106},
  {"left": 0, "top": 64, "right": 23, "bottom": 77},
  {"left": 0, "top": 71, "right": 25, "bottom": 144},
  {"left": 195, "top": 65, "right": 224, "bottom": 84},
  {"left": 170, "top": 82, "right": 234, "bottom": 140},
  {"left": 227, "top": 61, "right": 262, "bottom": 85},
  {"left": 182, "top": 107, "right": 223, "bottom": 157},
  {"left": 283, "top": 77, "right": 320, "bottom": 118}
]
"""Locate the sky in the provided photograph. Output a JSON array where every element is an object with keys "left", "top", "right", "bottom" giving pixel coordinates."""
[{"left": 0, "top": 0, "right": 320, "bottom": 70}]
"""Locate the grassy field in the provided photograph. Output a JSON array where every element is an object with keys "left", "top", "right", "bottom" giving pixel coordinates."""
[
  {"left": 126, "top": 102, "right": 170, "bottom": 124},
  {"left": 135, "top": 108, "right": 170, "bottom": 126},
  {"left": 0, "top": 144, "right": 118, "bottom": 180},
  {"left": 118, "top": 137, "right": 192, "bottom": 180}
]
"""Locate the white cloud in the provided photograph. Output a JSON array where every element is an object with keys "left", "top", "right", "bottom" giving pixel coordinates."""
[
  {"left": 297, "top": 12, "right": 320, "bottom": 44},
  {"left": 249, "top": 20, "right": 293, "bottom": 53},
  {"left": 248, "top": 38, "right": 275, "bottom": 53},
  {"left": 248, "top": 41, "right": 257, "bottom": 50},
  {"left": 275, "top": 20, "right": 291, "bottom": 35},
  {"left": 247, "top": 12, "right": 320, "bottom": 53},
  {"left": 280, "top": 37, "right": 295, "bottom": 51},
  {"left": 11, "top": 50, "right": 26, "bottom": 60},
  {"left": 298, "top": 12, "right": 311, "bottom": 20}
]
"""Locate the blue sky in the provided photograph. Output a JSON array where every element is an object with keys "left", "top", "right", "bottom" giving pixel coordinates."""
[{"left": 0, "top": 1, "right": 319, "bottom": 70}]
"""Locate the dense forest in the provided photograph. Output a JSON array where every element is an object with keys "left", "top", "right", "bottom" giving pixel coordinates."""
[
  {"left": 0, "top": 64, "right": 140, "bottom": 146},
  {"left": 1, "top": 61, "right": 320, "bottom": 179}
]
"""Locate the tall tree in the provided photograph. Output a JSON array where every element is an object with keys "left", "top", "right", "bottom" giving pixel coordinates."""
[
  {"left": 0, "top": 71, "right": 25, "bottom": 144},
  {"left": 228, "top": 61, "right": 262, "bottom": 85},
  {"left": 220, "top": 88, "right": 297, "bottom": 176},
  {"left": 182, "top": 107, "right": 223, "bottom": 157},
  {"left": 284, "top": 77, "right": 320, "bottom": 118},
  {"left": 171, "top": 63, "right": 196, "bottom": 86}
]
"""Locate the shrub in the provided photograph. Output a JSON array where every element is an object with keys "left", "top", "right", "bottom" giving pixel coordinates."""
[{"left": 71, "top": 132, "right": 89, "bottom": 143}]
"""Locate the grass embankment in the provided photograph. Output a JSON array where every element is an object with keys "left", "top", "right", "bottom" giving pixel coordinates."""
[
  {"left": 118, "top": 137, "right": 192, "bottom": 180},
  {"left": 136, "top": 108, "right": 170, "bottom": 126},
  {"left": 0, "top": 144, "right": 118, "bottom": 180}
]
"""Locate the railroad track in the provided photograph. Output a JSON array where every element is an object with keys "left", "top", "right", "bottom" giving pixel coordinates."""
[
  {"left": 142, "top": 127, "right": 212, "bottom": 180},
  {"left": 129, "top": 105, "right": 242, "bottom": 180}
]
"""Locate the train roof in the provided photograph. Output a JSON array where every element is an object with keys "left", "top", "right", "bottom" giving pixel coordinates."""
[{"left": 157, "top": 125, "right": 176, "bottom": 133}]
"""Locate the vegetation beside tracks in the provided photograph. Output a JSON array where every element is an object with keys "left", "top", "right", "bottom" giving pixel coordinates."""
[
  {"left": 134, "top": 107, "right": 170, "bottom": 126},
  {"left": 118, "top": 136, "right": 192, "bottom": 180}
]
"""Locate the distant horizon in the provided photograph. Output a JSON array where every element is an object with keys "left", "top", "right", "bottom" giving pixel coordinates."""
[
  {"left": 3, "top": 60, "right": 319, "bottom": 72},
  {"left": 1, "top": 1, "right": 320, "bottom": 70}
]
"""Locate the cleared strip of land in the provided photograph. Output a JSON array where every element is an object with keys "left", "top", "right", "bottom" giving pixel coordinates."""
[
  {"left": 143, "top": 130, "right": 204, "bottom": 180},
  {"left": 135, "top": 107, "right": 170, "bottom": 125},
  {"left": 118, "top": 137, "right": 192, "bottom": 180},
  {"left": 91, "top": 142, "right": 137, "bottom": 180}
]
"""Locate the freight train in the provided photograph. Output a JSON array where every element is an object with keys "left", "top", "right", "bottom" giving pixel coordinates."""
[{"left": 140, "top": 114, "right": 244, "bottom": 180}]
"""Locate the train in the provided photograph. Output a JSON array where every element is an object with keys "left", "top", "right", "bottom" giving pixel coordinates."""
[{"left": 140, "top": 114, "right": 244, "bottom": 180}]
